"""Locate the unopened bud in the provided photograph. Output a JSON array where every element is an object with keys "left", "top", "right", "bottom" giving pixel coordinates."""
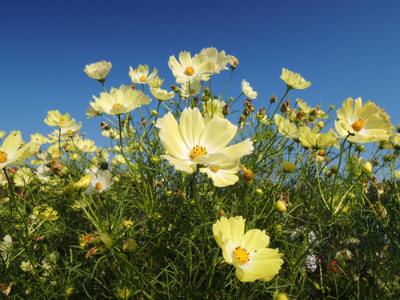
[
  {"left": 275, "top": 200, "right": 287, "bottom": 213},
  {"left": 282, "top": 161, "right": 296, "bottom": 173},
  {"left": 362, "top": 162, "right": 373, "bottom": 174},
  {"left": 122, "top": 239, "right": 138, "bottom": 253}
]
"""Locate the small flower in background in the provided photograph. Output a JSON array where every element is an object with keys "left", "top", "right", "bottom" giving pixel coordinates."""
[
  {"left": 282, "top": 161, "right": 296, "bottom": 173},
  {"left": 0, "top": 282, "right": 12, "bottom": 296},
  {"left": 123, "top": 219, "right": 134, "bottom": 229},
  {"left": 85, "top": 169, "right": 113, "bottom": 194},
  {"left": 88, "top": 85, "right": 151, "bottom": 116},
  {"left": 14, "top": 167, "right": 34, "bottom": 187},
  {"left": 199, "top": 47, "right": 232, "bottom": 74},
  {"left": 0, "top": 131, "right": 37, "bottom": 170},
  {"left": 202, "top": 99, "right": 226, "bottom": 122},
  {"left": 39, "top": 207, "right": 59, "bottom": 221},
  {"left": 129, "top": 64, "right": 158, "bottom": 85},
  {"left": 213, "top": 216, "right": 284, "bottom": 282},
  {"left": 241, "top": 79, "right": 258, "bottom": 100},
  {"left": 280, "top": 68, "right": 311, "bottom": 90},
  {"left": 147, "top": 76, "right": 164, "bottom": 88},
  {"left": 150, "top": 87, "right": 175, "bottom": 101},
  {"left": 60, "top": 121, "right": 81, "bottom": 138},
  {"left": 362, "top": 161, "right": 373, "bottom": 175},
  {"left": 84, "top": 60, "right": 112, "bottom": 83},
  {"left": 395, "top": 170, "right": 400, "bottom": 179},
  {"left": 229, "top": 56, "right": 239, "bottom": 69},
  {"left": 179, "top": 79, "right": 202, "bottom": 99},
  {"left": 168, "top": 51, "right": 212, "bottom": 83},
  {"left": 20, "top": 261, "right": 34, "bottom": 272},
  {"left": 335, "top": 97, "right": 392, "bottom": 143},
  {"left": 44, "top": 110, "right": 75, "bottom": 128},
  {"left": 0, "top": 235, "right": 12, "bottom": 264},
  {"left": 274, "top": 115, "right": 301, "bottom": 141},
  {"left": 298, "top": 127, "right": 339, "bottom": 150},
  {"left": 273, "top": 292, "right": 289, "bottom": 300},
  {"left": 30, "top": 133, "right": 50, "bottom": 146},
  {"left": 116, "top": 287, "right": 133, "bottom": 300}
]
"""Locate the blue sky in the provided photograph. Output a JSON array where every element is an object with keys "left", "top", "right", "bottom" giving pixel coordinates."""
[{"left": 1, "top": 0, "right": 399, "bottom": 142}]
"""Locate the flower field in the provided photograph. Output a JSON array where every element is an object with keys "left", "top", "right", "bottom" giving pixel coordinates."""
[{"left": 1, "top": 47, "right": 399, "bottom": 299}]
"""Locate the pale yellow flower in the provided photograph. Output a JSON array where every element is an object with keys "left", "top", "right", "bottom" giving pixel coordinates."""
[
  {"left": 14, "top": 167, "right": 34, "bottom": 187},
  {"left": 199, "top": 47, "right": 232, "bottom": 74},
  {"left": 40, "top": 207, "right": 59, "bottom": 221},
  {"left": 274, "top": 115, "right": 301, "bottom": 141},
  {"left": 281, "top": 68, "right": 311, "bottom": 90},
  {"left": 298, "top": 127, "right": 339, "bottom": 149},
  {"left": 129, "top": 64, "right": 158, "bottom": 85},
  {"left": 30, "top": 133, "right": 50, "bottom": 146},
  {"left": 180, "top": 79, "right": 202, "bottom": 99},
  {"left": 61, "top": 121, "right": 81, "bottom": 138},
  {"left": 74, "top": 137, "right": 97, "bottom": 153},
  {"left": 0, "top": 131, "right": 37, "bottom": 170},
  {"left": 88, "top": 85, "right": 151, "bottom": 116},
  {"left": 335, "top": 97, "right": 392, "bottom": 143},
  {"left": 213, "top": 216, "right": 283, "bottom": 282},
  {"left": 84, "top": 60, "right": 112, "bottom": 82},
  {"left": 202, "top": 99, "right": 226, "bottom": 122},
  {"left": 150, "top": 87, "right": 175, "bottom": 101},
  {"left": 0, "top": 131, "right": 5, "bottom": 139},
  {"left": 241, "top": 80, "right": 258, "bottom": 99},
  {"left": 156, "top": 108, "right": 253, "bottom": 187},
  {"left": 147, "top": 76, "right": 164, "bottom": 88},
  {"left": 44, "top": 110, "right": 74, "bottom": 128},
  {"left": 168, "top": 51, "right": 211, "bottom": 83}
]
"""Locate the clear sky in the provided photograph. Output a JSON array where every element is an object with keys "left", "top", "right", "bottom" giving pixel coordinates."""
[{"left": 1, "top": 0, "right": 399, "bottom": 142}]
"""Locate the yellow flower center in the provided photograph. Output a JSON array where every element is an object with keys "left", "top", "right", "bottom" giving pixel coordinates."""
[
  {"left": 111, "top": 103, "right": 123, "bottom": 112},
  {"left": 0, "top": 151, "right": 8, "bottom": 163},
  {"left": 233, "top": 246, "right": 250, "bottom": 265},
  {"left": 209, "top": 165, "right": 219, "bottom": 173},
  {"left": 95, "top": 182, "right": 103, "bottom": 191},
  {"left": 184, "top": 66, "right": 195, "bottom": 76},
  {"left": 351, "top": 118, "right": 366, "bottom": 132},
  {"left": 189, "top": 145, "right": 207, "bottom": 160},
  {"left": 139, "top": 75, "right": 147, "bottom": 83}
]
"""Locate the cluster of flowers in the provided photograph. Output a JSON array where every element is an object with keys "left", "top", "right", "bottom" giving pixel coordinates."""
[{"left": 0, "top": 47, "right": 398, "bottom": 289}]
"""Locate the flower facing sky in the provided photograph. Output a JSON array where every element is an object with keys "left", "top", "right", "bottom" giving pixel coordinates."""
[
  {"left": 213, "top": 216, "right": 284, "bottom": 282},
  {"left": 129, "top": 64, "right": 158, "bottom": 85},
  {"left": 156, "top": 108, "right": 253, "bottom": 187},
  {"left": 84, "top": 60, "right": 112, "bottom": 83},
  {"left": 88, "top": 85, "right": 151, "bottom": 116},
  {"left": 280, "top": 68, "right": 311, "bottom": 90},
  {"left": 335, "top": 97, "right": 392, "bottom": 143},
  {"left": 168, "top": 51, "right": 212, "bottom": 83},
  {"left": 150, "top": 87, "right": 175, "bottom": 101},
  {"left": 44, "top": 110, "right": 75, "bottom": 128},
  {"left": 199, "top": 47, "right": 232, "bottom": 74}
]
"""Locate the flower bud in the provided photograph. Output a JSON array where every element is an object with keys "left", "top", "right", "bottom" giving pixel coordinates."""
[
  {"left": 362, "top": 162, "right": 373, "bottom": 174},
  {"left": 355, "top": 145, "right": 366, "bottom": 152},
  {"left": 395, "top": 170, "right": 400, "bottom": 179},
  {"left": 274, "top": 292, "right": 289, "bottom": 300},
  {"left": 65, "top": 287, "right": 75, "bottom": 298},
  {"left": 270, "top": 95, "right": 277, "bottom": 104},
  {"left": 241, "top": 167, "right": 254, "bottom": 182},
  {"left": 317, "top": 121, "right": 325, "bottom": 129},
  {"left": 151, "top": 110, "right": 158, "bottom": 116},
  {"left": 255, "top": 188, "right": 263, "bottom": 195},
  {"left": 282, "top": 161, "right": 296, "bottom": 173},
  {"left": 229, "top": 56, "right": 239, "bottom": 69},
  {"left": 122, "top": 239, "right": 138, "bottom": 253},
  {"left": 275, "top": 200, "right": 287, "bottom": 213}
]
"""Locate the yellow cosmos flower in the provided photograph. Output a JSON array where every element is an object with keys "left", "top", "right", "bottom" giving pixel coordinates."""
[
  {"left": 14, "top": 167, "right": 34, "bottom": 187},
  {"left": 150, "top": 87, "right": 175, "bottom": 101},
  {"left": 168, "top": 51, "right": 212, "bottom": 83},
  {"left": 213, "top": 216, "right": 284, "bottom": 282},
  {"left": 298, "top": 127, "right": 339, "bottom": 149},
  {"left": 129, "top": 64, "right": 158, "bottom": 85},
  {"left": 74, "top": 137, "right": 97, "bottom": 153},
  {"left": 44, "top": 110, "right": 74, "bottom": 128},
  {"left": 61, "top": 121, "right": 81, "bottom": 138},
  {"left": 180, "top": 79, "right": 202, "bottom": 99},
  {"left": 0, "top": 131, "right": 5, "bottom": 139},
  {"left": 241, "top": 80, "right": 258, "bottom": 100},
  {"left": 202, "top": 99, "right": 226, "bottom": 122},
  {"left": 88, "top": 85, "right": 151, "bottom": 116},
  {"left": 335, "top": 97, "right": 392, "bottom": 143},
  {"left": 30, "top": 133, "right": 50, "bottom": 146},
  {"left": 147, "top": 76, "right": 164, "bottom": 88},
  {"left": 280, "top": 68, "right": 311, "bottom": 90},
  {"left": 0, "top": 131, "right": 37, "bottom": 170},
  {"left": 199, "top": 47, "right": 232, "bottom": 74},
  {"left": 274, "top": 115, "right": 301, "bottom": 141},
  {"left": 84, "top": 60, "right": 112, "bottom": 82},
  {"left": 380, "top": 133, "right": 400, "bottom": 150},
  {"left": 155, "top": 108, "right": 253, "bottom": 186}
]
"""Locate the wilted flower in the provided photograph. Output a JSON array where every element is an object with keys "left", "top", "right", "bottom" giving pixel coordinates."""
[
  {"left": 84, "top": 60, "right": 112, "bottom": 82},
  {"left": 241, "top": 80, "right": 258, "bottom": 100},
  {"left": 335, "top": 97, "right": 392, "bottom": 143},
  {"left": 280, "top": 68, "right": 311, "bottom": 90},
  {"left": 213, "top": 216, "right": 284, "bottom": 282}
]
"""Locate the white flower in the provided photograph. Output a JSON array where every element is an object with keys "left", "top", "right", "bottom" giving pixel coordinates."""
[
  {"left": 241, "top": 80, "right": 257, "bottom": 100},
  {"left": 0, "top": 235, "right": 12, "bottom": 263},
  {"left": 0, "top": 131, "right": 37, "bottom": 170},
  {"left": 202, "top": 99, "right": 226, "bottom": 122},
  {"left": 84, "top": 60, "right": 112, "bottom": 82},
  {"left": 85, "top": 169, "right": 113, "bottom": 194},
  {"left": 156, "top": 108, "right": 253, "bottom": 187},
  {"left": 61, "top": 122, "right": 81, "bottom": 138},
  {"left": 280, "top": 68, "right": 311, "bottom": 90},
  {"left": 168, "top": 51, "right": 212, "bottom": 83},
  {"left": 180, "top": 80, "right": 202, "bottom": 99},
  {"left": 129, "top": 64, "right": 158, "bottom": 85}
]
